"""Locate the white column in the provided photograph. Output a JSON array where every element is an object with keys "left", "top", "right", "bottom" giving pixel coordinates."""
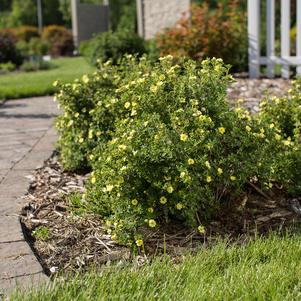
[
  {"left": 266, "top": 0, "right": 275, "bottom": 78},
  {"left": 136, "top": 0, "right": 144, "bottom": 38},
  {"left": 297, "top": 0, "right": 301, "bottom": 74},
  {"left": 248, "top": 0, "right": 260, "bottom": 78},
  {"left": 281, "top": 0, "right": 290, "bottom": 79}
]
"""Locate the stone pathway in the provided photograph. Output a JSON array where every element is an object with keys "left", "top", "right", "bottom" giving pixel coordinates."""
[{"left": 0, "top": 96, "right": 59, "bottom": 297}]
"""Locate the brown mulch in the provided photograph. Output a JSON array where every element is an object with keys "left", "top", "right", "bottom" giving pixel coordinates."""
[{"left": 20, "top": 77, "right": 299, "bottom": 276}]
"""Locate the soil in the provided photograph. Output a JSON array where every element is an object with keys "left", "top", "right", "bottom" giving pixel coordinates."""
[{"left": 20, "top": 77, "right": 301, "bottom": 276}]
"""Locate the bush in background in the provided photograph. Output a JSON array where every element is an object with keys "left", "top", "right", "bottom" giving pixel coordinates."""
[
  {"left": 157, "top": 1, "right": 248, "bottom": 72},
  {"left": 13, "top": 25, "right": 39, "bottom": 42},
  {"left": 80, "top": 30, "right": 146, "bottom": 66},
  {"left": 0, "top": 29, "right": 23, "bottom": 65},
  {"left": 42, "top": 25, "right": 74, "bottom": 57}
]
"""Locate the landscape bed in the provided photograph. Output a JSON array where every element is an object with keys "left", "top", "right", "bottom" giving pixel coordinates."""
[{"left": 15, "top": 56, "right": 301, "bottom": 299}]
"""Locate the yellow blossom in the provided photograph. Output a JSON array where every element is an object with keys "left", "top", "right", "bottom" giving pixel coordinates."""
[
  {"left": 132, "top": 199, "right": 138, "bottom": 206},
  {"left": 176, "top": 203, "right": 184, "bottom": 210},
  {"left": 67, "top": 120, "right": 74, "bottom": 127},
  {"left": 118, "top": 144, "right": 127, "bottom": 150},
  {"left": 159, "top": 75, "right": 165, "bottom": 81},
  {"left": 230, "top": 176, "right": 236, "bottom": 181},
  {"left": 283, "top": 140, "right": 290, "bottom": 146},
  {"left": 217, "top": 168, "right": 223, "bottom": 175},
  {"left": 150, "top": 85, "right": 158, "bottom": 93},
  {"left": 74, "top": 112, "right": 80, "bottom": 118},
  {"left": 180, "top": 133, "right": 188, "bottom": 141},
  {"left": 206, "top": 176, "right": 212, "bottom": 183},
  {"left": 166, "top": 185, "right": 174, "bottom": 193},
  {"left": 53, "top": 80, "right": 58, "bottom": 87},
  {"left": 88, "top": 129, "right": 93, "bottom": 139},
  {"left": 246, "top": 125, "right": 251, "bottom": 132},
  {"left": 148, "top": 219, "right": 157, "bottom": 228},
  {"left": 269, "top": 123, "right": 275, "bottom": 129},
  {"left": 91, "top": 176, "right": 96, "bottom": 184},
  {"left": 79, "top": 137, "right": 84, "bottom": 143},
  {"left": 198, "top": 225, "right": 206, "bottom": 234},
  {"left": 148, "top": 207, "right": 154, "bottom": 213},
  {"left": 275, "top": 134, "right": 281, "bottom": 141},
  {"left": 105, "top": 185, "right": 114, "bottom": 192},
  {"left": 82, "top": 74, "right": 89, "bottom": 83},
  {"left": 136, "top": 239, "right": 143, "bottom": 247},
  {"left": 205, "top": 161, "right": 211, "bottom": 169},
  {"left": 160, "top": 196, "right": 167, "bottom": 204},
  {"left": 124, "top": 102, "right": 131, "bottom": 109},
  {"left": 89, "top": 154, "right": 94, "bottom": 160},
  {"left": 188, "top": 158, "right": 195, "bottom": 165},
  {"left": 180, "top": 171, "right": 186, "bottom": 178},
  {"left": 218, "top": 127, "right": 226, "bottom": 134}
]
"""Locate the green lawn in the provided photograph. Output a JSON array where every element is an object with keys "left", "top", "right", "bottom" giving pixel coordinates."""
[
  {"left": 0, "top": 57, "right": 95, "bottom": 100},
  {"left": 12, "top": 232, "right": 301, "bottom": 301}
]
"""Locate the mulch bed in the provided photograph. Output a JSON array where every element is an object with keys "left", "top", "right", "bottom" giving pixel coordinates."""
[{"left": 20, "top": 77, "right": 300, "bottom": 276}]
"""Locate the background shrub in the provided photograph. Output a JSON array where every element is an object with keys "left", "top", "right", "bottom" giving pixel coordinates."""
[
  {"left": 42, "top": 25, "right": 74, "bottom": 56},
  {"left": 0, "top": 29, "right": 23, "bottom": 65},
  {"left": 156, "top": 1, "right": 248, "bottom": 72},
  {"left": 80, "top": 30, "right": 146, "bottom": 65},
  {"left": 13, "top": 25, "right": 39, "bottom": 42}
]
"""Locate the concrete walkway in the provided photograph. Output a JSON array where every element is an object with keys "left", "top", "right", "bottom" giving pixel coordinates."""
[{"left": 0, "top": 96, "right": 59, "bottom": 296}]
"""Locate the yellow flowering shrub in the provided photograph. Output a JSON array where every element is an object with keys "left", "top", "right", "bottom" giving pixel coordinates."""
[
  {"left": 258, "top": 81, "right": 301, "bottom": 195},
  {"left": 82, "top": 56, "right": 280, "bottom": 244}
]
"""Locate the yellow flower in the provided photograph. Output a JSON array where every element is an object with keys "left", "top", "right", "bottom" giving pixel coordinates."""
[
  {"left": 111, "top": 234, "right": 117, "bottom": 241},
  {"left": 218, "top": 127, "right": 225, "bottom": 134},
  {"left": 74, "top": 112, "right": 80, "bottom": 118},
  {"left": 159, "top": 74, "right": 165, "bottom": 81},
  {"left": 217, "top": 168, "right": 223, "bottom": 175},
  {"left": 150, "top": 85, "right": 158, "bottom": 93},
  {"left": 246, "top": 125, "right": 251, "bottom": 132},
  {"left": 166, "top": 186, "right": 174, "bottom": 193},
  {"left": 53, "top": 80, "right": 58, "bottom": 87},
  {"left": 206, "top": 176, "right": 212, "bottom": 183},
  {"left": 105, "top": 185, "right": 114, "bottom": 192},
  {"left": 176, "top": 203, "right": 184, "bottom": 210},
  {"left": 275, "top": 134, "right": 281, "bottom": 141},
  {"left": 198, "top": 225, "right": 206, "bottom": 234},
  {"left": 118, "top": 144, "right": 127, "bottom": 150},
  {"left": 269, "top": 123, "right": 275, "bottom": 129},
  {"left": 160, "top": 196, "right": 167, "bottom": 204},
  {"left": 82, "top": 74, "right": 89, "bottom": 84},
  {"left": 230, "top": 176, "right": 236, "bottom": 181},
  {"left": 136, "top": 239, "right": 143, "bottom": 247},
  {"left": 258, "top": 133, "right": 265, "bottom": 139},
  {"left": 148, "top": 207, "right": 154, "bottom": 213},
  {"left": 180, "top": 171, "right": 186, "bottom": 178},
  {"left": 132, "top": 199, "right": 138, "bottom": 206},
  {"left": 79, "top": 137, "right": 84, "bottom": 143},
  {"left": 180, "top": 133, "right": 188, "bottom": 141},
  {"left": 89, "top": 154, "right": 94, "bottom": 160},
  {"left": 124, "top": 102, "right": 131, "bottom": 109},
  {"left": 91, "top": 176, "right": 96, "bottom": 184},
  {"left": 205, "top": 161, "right": 211, "bottom": 169},
  {"left": 188, "top": 158, "right": 195, "bottom": 165},
  {"left": 148, "top": 219, "right": 157, "bottom": 228},
  {"left": 88, "top": 129, "right": 93, "bottom": 139},
  {"left": 68, "top": 120, "right": 74, "bottom": 127},
  {"left": 283, "top": 139, "right": 291, "bottom": 146}
]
